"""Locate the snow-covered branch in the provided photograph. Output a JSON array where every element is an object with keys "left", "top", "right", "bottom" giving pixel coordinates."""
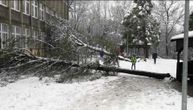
[{"left": 47, "top": 17, "right": 131, "bottom": 62}]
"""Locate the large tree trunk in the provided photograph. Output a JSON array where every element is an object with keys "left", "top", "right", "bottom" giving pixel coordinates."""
[
  {"left": 165, "top": 12, "right": 169, "bottom": 56},
  {"left": 34, "top": 57, "right": 171, "bottom": 79},
  {"left": 144, "top": 43, "right": 149, "bottom": 58},
  {"left": 1, "top": 49, "right": 171, "bottom": 80},
  {"left": 87, "top": 65, "right": 171, "bottom": 79}
]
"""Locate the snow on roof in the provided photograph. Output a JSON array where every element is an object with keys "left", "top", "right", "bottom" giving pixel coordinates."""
[{"left": 171, "top": 31, "right": 193, "bottom": 41}]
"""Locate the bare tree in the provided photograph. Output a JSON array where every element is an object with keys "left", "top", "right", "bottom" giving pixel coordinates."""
[
  {"left": 69, "top": 1, "right": 90, "bottom": 30},
  {"left": 69, "top": 1, "right": 133, "bottom": 48},
  {"left": 153, "top": 1, "right": 184, "bottom": 57}
]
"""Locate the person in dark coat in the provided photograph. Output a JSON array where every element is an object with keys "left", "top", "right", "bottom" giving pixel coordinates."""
[
  {"left": 99, "top": 49, "right": 104, "bottom": 65},
  {"left": 99, "top": 50, "right": 104, "bottom": 58},
  {"left": 152, "top": 53, "right": 157, "bottom": 64}
]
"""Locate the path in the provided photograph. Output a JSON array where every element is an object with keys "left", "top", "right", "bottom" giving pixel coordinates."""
[
  {"left": 0, "top": 74, "right": 193, "bottom": 110},
  {"left": 70, "top": 74, "right": 192, "bottom": 110}
]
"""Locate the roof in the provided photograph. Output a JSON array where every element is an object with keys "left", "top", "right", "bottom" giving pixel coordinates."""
[{"left": 171, "top": 31, "right": 193, "bottom": 41}]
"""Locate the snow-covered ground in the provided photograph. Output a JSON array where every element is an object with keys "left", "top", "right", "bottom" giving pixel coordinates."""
[
  {"left": 119, "top": 58, "right": 177, "bottom": 78},
  {"left": 1, "top": 58, "right": 193, "bottom": 110}
]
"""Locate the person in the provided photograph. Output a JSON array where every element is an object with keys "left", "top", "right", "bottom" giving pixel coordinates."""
[
  {"left": 99, "top": 49, "right": 104, "bottom": 65},
  {"left": 131, "top": 55, "right": 137, "bottom": 70},
  {"left": 152, "top": 53, "right": 157, "bottom": 64},
  {"left": 120, "top": 45, "right": 124, "bottom": 56}
]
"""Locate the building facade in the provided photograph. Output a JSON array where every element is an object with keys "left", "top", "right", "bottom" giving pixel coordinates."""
[{"left": 0, "top": 0, "right": 69, "bottom": 56}]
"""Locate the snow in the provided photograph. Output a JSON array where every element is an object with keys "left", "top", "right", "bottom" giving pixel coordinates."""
[
  {"left": 124, "top": 13, "right": 130, "bottom": 18},
  {"left": 171, "top": 31, "right": 193, "bottom": 41},
  {"left": 0, "top": 76, "right": 118, "bottom": 110},
  {"left": 132, "top": 2, "right": 137, "bottom": 8},
  {"left": 1, "top": 58, "right": 193, "bottom": 110},
  {"left": 119, "top": 58, "right": 177, "bottom": 78},
  {"left": 146, "top": 5, "right": 150, "bottom": 11},
  {"left": 139, "top": 6, "right": 142, "bottom": 10}
]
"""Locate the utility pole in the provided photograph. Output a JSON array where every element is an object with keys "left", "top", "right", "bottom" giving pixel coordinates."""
[{"left": 182, "top": 0, "right": 189, "bottom": 110}]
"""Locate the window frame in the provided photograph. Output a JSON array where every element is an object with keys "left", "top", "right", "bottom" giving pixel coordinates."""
[
  {"left": 23, "top": 28, "right": 30, "bottom": 48},
  {"left": 0, "top": 23, "right": 9, "bottom": 49},
  {"left": 12, "top": 25, "right": 21, "bottom": 48},
  {"left": 32, "top": 30, "right": 38, "bottom": 48},
  {"left": 50, "top": 9, "right": 54, "bottom": 16},
  {"left": 24, "top": 0, "right": 30, "bottom": 15},
  {"left": 46, "top": 6, "right": 49, "bottom": 14},
  {"left": 32, "top": 0, "right": 38, "bottom": 18},
  {"left": 39, "top": 3, "right": 45, "bottom": 21},
  {"left": 11, "top": 0, "right": 20, "bottom": 12},
  {"left": 0, "top": 0, "right": 7, "bottom": 7}
]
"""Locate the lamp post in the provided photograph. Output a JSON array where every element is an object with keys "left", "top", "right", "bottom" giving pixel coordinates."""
[{"left": 182, "top": 0, "right": 189, "bottom": 110}]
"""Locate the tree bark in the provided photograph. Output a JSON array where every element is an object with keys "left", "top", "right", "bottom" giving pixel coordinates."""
[{"left": 87, "top": 65, "right": 171, "bottom": 79}]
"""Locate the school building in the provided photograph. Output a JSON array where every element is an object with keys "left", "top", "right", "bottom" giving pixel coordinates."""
[{"left": 0, "top": 0, "right": 69, "bottom": 56}]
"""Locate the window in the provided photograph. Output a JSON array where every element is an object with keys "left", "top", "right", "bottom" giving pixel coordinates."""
[
  {"left": 55, "top": 13, "right": 58, "bottom": 18},
  {"left": 40, "top": 32, "right": 45, "bottom": 48},
  {"left": 50, "top": 10, "right": 54, "bottom": 16},
  {"left": 32, "top": 0, "right": 38, "bottom": 18},
  {"left": 1, "top": 24, "right": 9, "bottom": 48},
  {"left": 46, "top": 7, "right": 54, "bottom": 16},
  {"left": 31, "top": 30, "right": 38, "bottom": 48},
  {"left": 45, "top": 6, "right": 50, "bottom": 20},
  {"left": 24, "top": 0, "right": 30, "bottom": 15},
  {"left": 0, "top": 23, "right": 9, "bottom": 49},
  {"left": 0, "top": 0, "right": 7, "bottom": 6},
  {"left": 23, "top": 28, "right": 30, "bottom": 48},
  {"left": 11, "top": 0, "right": 20, "bottom": 11},
  {"left": 12, "top": 25, "right": 21, "bottom": 48},
  {"left": 39, "top": 3, "right": 45, "bottom": 20},
  {"left": 46, "top": 7, "right": 49, "bottom": 14},
  {"left": 32, "top": 30, "right": 38, "bottom": 39}
]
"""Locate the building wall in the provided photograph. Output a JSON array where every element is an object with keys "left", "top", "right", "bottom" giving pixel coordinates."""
[{"left": 0, "top": 0, "right": 69, "bottom": 56}]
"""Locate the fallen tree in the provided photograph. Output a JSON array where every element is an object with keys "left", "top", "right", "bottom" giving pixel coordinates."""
[
  {"left": 0, "top": 18, "right": 170, "bottom": 83},
  {"left": 0, "top": 49, "right": 170, "bottom": 79}
]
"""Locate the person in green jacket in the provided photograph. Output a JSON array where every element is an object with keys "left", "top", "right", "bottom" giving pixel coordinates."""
[{"left": 131, "top": 55, "right": 137, "bottom": 70}]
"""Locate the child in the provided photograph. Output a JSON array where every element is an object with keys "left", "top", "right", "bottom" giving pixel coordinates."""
[{"left": 131, "top": 55, "right": 137, "bottom": 70}]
